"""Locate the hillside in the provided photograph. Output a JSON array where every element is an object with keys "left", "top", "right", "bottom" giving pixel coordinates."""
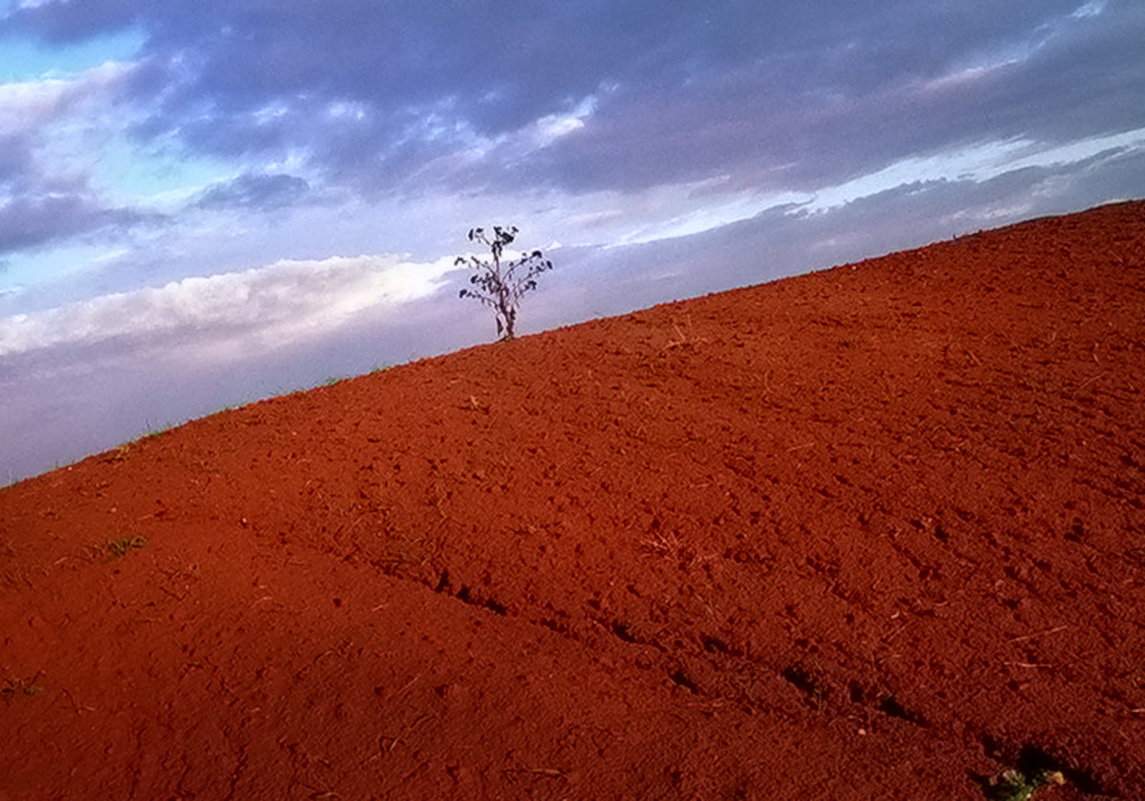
[{"left": 2, "top": 200, "right": 1144, "bottom": 799}]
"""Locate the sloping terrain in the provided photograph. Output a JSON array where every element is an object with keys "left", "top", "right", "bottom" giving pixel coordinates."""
[{"left": 2, "top": 200, "right": 1144, "bottom": 800}]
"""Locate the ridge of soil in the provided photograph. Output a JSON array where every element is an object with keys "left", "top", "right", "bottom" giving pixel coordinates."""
[{"left": 2, "top": 200, "right": 1144, "bottom": 800}]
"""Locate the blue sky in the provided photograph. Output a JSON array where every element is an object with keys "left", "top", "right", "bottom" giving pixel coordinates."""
[{"left": 1, "top": 0, "right": 1143, "bottom": 482}]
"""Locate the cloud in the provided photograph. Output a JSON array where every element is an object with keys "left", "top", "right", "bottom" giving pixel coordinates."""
[
  {"left": 0, "top": 133, "right": 31, "bottom": 184},
  {"left": 192, "top": 172, "right": 310, "bottom": 211},
  {"left": 0, "top": 252, "right": 455, "bottom": 360},
  {"left": 521, "top": 1, "right": 1145, "bottom": 196},
  {"left": 0, "top": 71, "right": 102, "bottom": 191},
  {"left": 7, "top": 0, "right": 1138, "bottom": 204},
  {"left": 0, "top": 62, "right": 149, "bottom": 252},
  {"left": 0, "top": 191, "right": 140, "bottom": 253},
  {"left": 0, "top": 72, "right": 92, "bottom": 133}
]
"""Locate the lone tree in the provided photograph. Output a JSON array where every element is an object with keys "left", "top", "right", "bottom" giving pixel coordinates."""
[{"left": 456, "top": 225, "right": 553, "bottom": 341}]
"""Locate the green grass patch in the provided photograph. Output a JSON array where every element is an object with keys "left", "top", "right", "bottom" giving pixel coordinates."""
[{"left": 141, "top": 421, "right": 177, "bottom": 438}]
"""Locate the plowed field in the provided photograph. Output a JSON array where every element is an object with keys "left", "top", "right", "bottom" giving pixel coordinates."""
[{"left": 3, "top": 200, "right": 1144, "bottom": 799}]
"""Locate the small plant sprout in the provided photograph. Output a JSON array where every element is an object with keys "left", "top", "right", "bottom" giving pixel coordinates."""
[
  {"left": 990, "top": 768, "right": 1066, "bottom": 801},
  {"left": 1, "top": 672, "right": 45, "bottom": 702},
  {"left": 106, "top": 536, "right": 148, "bottom": 559},
  {"left": 456, "top": 225, "right": 553, "bottom": 341}
]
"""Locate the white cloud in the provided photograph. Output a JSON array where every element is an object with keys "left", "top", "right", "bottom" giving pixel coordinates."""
[
  {"left": 528, "top": 94, "right": 598, "bottom": 149},
  {"left": 0, "top": 60, "right": 131, "bottom": 135},
  {"left": 325, "top": 100, "right": 369, "bottom": 122},
  {"left": 808, "top": 127, "right": 1145, "bottom": 213},
  {"left": 1071, "top": 0, "right": 1107, "bottom": 20},
  {"left": 917, "top": 61, "right": 1016, "bottom": 94},
  {"left": 0, "top": 253, "right": 456, "bottom": 360}
]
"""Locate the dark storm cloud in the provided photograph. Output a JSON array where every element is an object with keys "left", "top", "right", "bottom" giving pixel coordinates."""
[
  {"left": 6, "top": 0, "right": 1137, "bottom": 198},
  {"left": 193, "top": 172, "right": 310, "bottom": 211}
]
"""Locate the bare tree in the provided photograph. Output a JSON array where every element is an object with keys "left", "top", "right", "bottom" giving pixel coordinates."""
[{"left": 456, "top": 225, "right": 553, "bottom": 341}]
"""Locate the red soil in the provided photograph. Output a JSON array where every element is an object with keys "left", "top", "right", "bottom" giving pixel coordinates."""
[{"left": 3, "top": 201, "right": 1144, "bottom": 800}]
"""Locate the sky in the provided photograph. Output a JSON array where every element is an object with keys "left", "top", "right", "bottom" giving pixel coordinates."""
[{"left": 0, "top": 0, "right": 1143, "bottom": 483}]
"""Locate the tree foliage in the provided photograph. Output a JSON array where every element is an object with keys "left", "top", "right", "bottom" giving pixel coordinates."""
[{"left": 456, "top": 225, "right": 553, "bottom": 341}]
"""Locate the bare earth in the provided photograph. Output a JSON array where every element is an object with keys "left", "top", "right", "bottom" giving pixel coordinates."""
[{"left": 2, "top": 201, "right": 1144, "bottom": 800}]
